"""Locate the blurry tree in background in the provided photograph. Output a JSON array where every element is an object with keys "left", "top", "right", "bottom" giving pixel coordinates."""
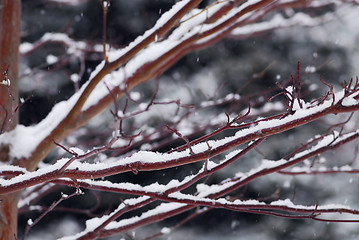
[{"left": 1, "top": 0, "right": 359, "bottom": 239}]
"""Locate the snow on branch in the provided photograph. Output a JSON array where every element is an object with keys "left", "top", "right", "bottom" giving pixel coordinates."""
[
  {"left": 230, "top": 12, "right": 333, "bottom": 38},
  {"left": 4, "top": 0, "right": 355, "bottom": 170},
  {"left": 2, "top": 0, "right": 359, "bottom": 238},
  {"left": 10, "top": 0, "right": 203, "bottom": 172},
  {"left": 58, "top": 127, "right": 359, "bottom": 239},
  {"left": 1, "top": 82, "right": 359, "bottom": 238},
  {"left": 20, "top": 33, "right": 90, "bottom": 56},
  {"left": 1, "top": 84, "right": 359, "bottom": 193},
  {"left": 58, "top": 129, "right": 359, "bottom": 239},
  {"left": 80, "top": 0, "right": 350, "bottom": 122}
]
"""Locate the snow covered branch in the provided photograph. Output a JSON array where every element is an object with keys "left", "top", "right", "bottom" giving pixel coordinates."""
[
  {"left": 8, "top": 0, "right": 353, "bottom": 171},
  {"left": 1, "top": 0, "right": 359, "bottom": 239}
]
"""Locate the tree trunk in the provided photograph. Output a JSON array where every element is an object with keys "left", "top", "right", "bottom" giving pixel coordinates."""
[
  {"left": 0, "top": 0, "right": 20, "bottom": 132},
  {"left": 0, "top": 192, "right": 21, "bottom": 239},
  {"left": 0, "top": 0, "right": 21, "bottom": 239}
]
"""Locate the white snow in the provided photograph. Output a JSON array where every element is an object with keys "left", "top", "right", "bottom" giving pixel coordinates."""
[
  {"left": 46, "top": 54, "right": 58, "bottom": 65},
  {"left": 0, "top": 93, "right": 80, "bottom": 159},
  {"left": 341, "top": 95, "right": 359, "bottom": 106},
  {"left": 160, "top": 227, "right": 171, "bottom": 234},
  {"left": 231, "top": 12, "right": 322, "bottom": 36},
  {"left": 1, "top": 78, "right": 10, "bottom": 87},
  {"left": 270, "top": 198, "right": 350, "bottom": 210},
  {"left": 27, "top": 219, "right": 33, "bottom": 226},
  {"left": 19, "top": 42, "right": 34, "bottom": 54},
  {"left": 70, "top": 73, "right": 79, "bottom": 83}
]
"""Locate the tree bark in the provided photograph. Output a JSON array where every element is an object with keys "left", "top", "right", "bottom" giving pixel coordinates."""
[
  {"left": 0, "top": 192, "right": 21, "bottom": 239},
  {"left": 0, "top": 0, "right": 21, "bottom": 239},
  {"left": 0, "top": 0, "right": 20, "bottom": 133}
]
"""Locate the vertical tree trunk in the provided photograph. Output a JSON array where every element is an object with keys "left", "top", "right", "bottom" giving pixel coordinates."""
[
  {"left": 0, "top": 0, "right": 20, "bottom": 132},
  {"left": 0, "top": 0, "right": 21, "bottom": 239},
  {"left": 0, "top": 192, "right": 21, "bottom": 239}
]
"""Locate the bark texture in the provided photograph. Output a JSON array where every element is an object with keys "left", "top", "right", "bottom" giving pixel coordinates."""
[
  {"left": 0, "top": 0, "right": 20, "bottom": 133},
  {"left": 0, "top": 0, "right": 21, "bottom": 238}
]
